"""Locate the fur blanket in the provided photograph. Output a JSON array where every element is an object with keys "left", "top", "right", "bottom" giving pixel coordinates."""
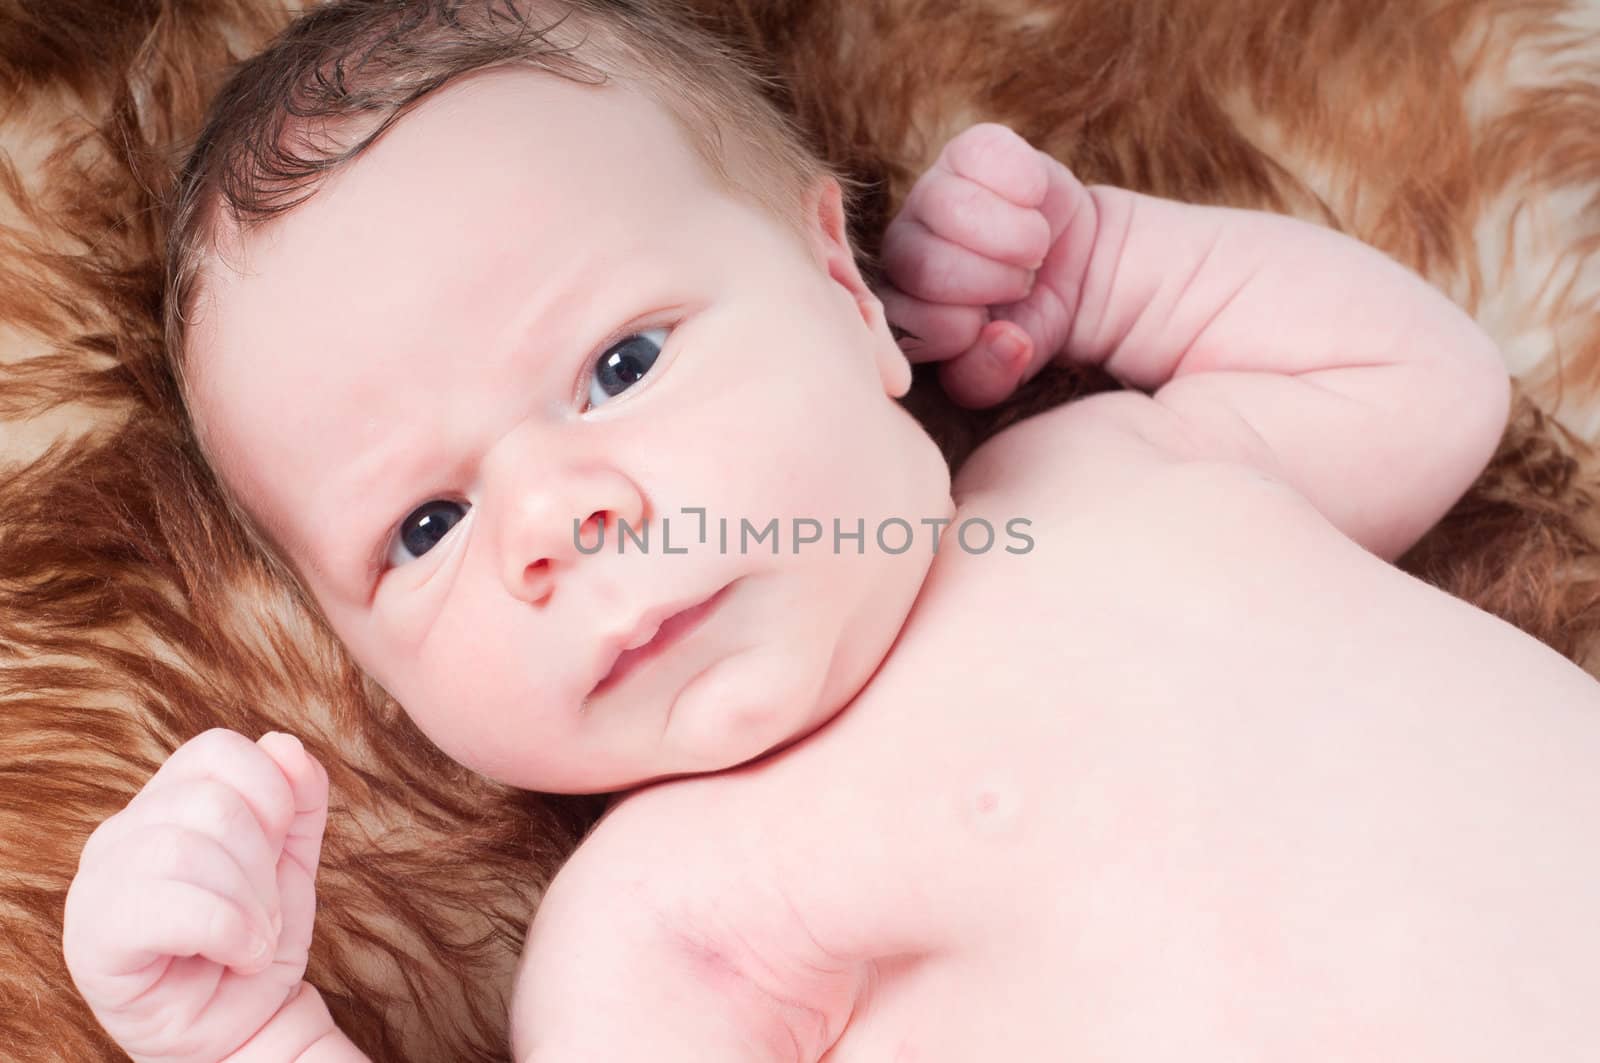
[{"left": 4, "top": 1, "right": 1600, "bottom": 1058}]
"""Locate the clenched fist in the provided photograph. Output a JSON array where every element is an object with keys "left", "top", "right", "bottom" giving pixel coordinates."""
[
  {"left": 62, "top": 729, "right": 330, "bottom": 1063},
  {"left": 878, "top": 121, "right": 1092, "bottom": 409}
]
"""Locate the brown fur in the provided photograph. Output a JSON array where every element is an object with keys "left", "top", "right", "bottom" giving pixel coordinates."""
[{"left": 4, "top": 0, "right": 1600, "bottom": 1059}]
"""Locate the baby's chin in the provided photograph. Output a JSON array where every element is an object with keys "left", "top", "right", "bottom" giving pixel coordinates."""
[
  {"left": 565, "top": 643, "right": 848, "bottom": 793},
  {"left": 654, "top": 642, "right": 852, "bottom": 777},
  {"left": 506, "top": 615, "right": 882, "bottom": 794}
]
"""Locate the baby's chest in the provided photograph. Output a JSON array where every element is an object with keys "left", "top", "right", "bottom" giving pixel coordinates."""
[
  {"left": 818, "top": 911, "right": 1233, "bottom": 1063},
  {"left": 769, "top": 459, "right": 1474, "bottom": 941}
]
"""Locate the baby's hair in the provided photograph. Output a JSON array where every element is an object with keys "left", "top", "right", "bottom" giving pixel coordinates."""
[{"left": 161, "top": 0, "right": 855, "bottom": 606}]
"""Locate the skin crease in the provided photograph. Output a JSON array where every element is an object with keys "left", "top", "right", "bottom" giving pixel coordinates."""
[{"left": 187, "top": 66, "right": 951, "bottom": 795}]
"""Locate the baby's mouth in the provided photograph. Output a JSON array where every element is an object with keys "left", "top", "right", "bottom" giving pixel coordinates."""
[{"left": 588, "top": 582, "right": 733, "bottom": 697}]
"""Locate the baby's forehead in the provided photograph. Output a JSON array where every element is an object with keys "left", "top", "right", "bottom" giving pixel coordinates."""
[
  {"left": 187, "top": 86, "right": 708, "bottom": 497},
  {"left": 209, "top": 74, "right": 707, "bottom": 262}
]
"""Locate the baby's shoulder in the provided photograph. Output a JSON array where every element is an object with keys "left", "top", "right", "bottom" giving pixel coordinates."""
[
  {"left": 955, "top": 389, "right": 1196, "bottom": 508},
  {"left": 942, "top": 388, "right": 1325, "bottom": 600},
  {"left": 509, "top": 779, "right": 862, "bottom": 1060},
  {"left": 953, "top": 388, "right": 1297, "bottom": 526}
]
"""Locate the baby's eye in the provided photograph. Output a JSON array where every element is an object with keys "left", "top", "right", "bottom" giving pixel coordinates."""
[
  {"left": 387, "top": 499, "right": 469, "bottom": 567},
  {"left": 588, "top": 327, "right": 668, "bottom": 408}
]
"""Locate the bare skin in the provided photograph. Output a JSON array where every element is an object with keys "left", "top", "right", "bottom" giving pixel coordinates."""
[
  {"left": 63, "top": 66, "right": 1600, "bottom": 1063},
  {"left": 512, "top": 125, "right": 1600, "bottom": 1061},
  {"left": 522, "top": 414, "right": 1600, "bottom": 1059}
]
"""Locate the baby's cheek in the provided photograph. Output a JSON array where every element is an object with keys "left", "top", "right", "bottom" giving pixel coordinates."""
[{"left": 399, "top": 621, "right": 528, "bottom": 762}]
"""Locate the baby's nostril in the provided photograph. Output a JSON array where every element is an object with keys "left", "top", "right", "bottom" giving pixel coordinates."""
[
  {"left": 574, "top": 511, "right": 608, "bottom": 551},
  {"left": 524, "top": 558, "right": 552, "bottom": 605},
  {"left": 523, "top": 558, "right": 554, "bottom": 606}
]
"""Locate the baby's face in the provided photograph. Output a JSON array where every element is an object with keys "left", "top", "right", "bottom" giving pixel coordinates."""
[{"left": 188, "top": 67, "right": 950, "bottom": 792}]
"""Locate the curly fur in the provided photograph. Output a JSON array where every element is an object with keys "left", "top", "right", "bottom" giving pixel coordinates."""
[{"left": 4, "top": 0, "right": 1600, "bottom": 1059}]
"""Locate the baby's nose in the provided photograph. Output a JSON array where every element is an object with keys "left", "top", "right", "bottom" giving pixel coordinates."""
[{"left": 495, "top": 468, "right": 646, "bottom": 605}]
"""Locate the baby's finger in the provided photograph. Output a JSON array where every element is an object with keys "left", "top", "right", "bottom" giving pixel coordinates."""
[
  {"left": 876, "top": 285, "right": 987, "bottom": 363},
  {"left": 902, "top": 171, "right": 1052, "bottom": 269},
  {"left": 880, "top": 217, "right": 1036, "bottom": 306},
  {"left": 141, "top": 729, "right": 296, "bottom": 853},
  {"left": 119, "top": 825, "right": 279, "bottom": 968},
  {"left": 128, "top": 779, "right": 283, "bottom": 931},
  {"left": 254, "top": 736, "right": 329, "bottom": 980},
  {"left": 939, "top": 320, "right": 1035, "bottom": 410},
  {"left": 255, "top": 733, "right": 329, "bottom": 877},
  {"left": 940, "top": 123, "right": 1051, "bottom": 209},
  {"left": 67, "top": 830, "right": 277, "bottom": 993},
  {"left": 113, "top": 879, "right": 273, "bottom": 978}
]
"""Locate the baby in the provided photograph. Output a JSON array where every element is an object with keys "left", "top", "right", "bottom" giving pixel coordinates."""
[{"left": 62, "top": 0, "right": 1600, "bottom": 1060}]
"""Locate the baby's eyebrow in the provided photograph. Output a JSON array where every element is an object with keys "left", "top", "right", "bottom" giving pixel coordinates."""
[
  {"left": 308, "top": 261, "right": 617, "bottom": 598},
  {"left": 313, "top": 435, "right": 431, "bottom": 596}
]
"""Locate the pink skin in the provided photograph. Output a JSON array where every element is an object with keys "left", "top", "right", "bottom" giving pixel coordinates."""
[
  {"left": 876, "top": 122, "right": 1076, "bottom": 409},
  {"left": 61, "top": 730, "right": 335, "bottom": 1063},
  {"left": 62, "top": 75, "right": 1046, "bottom": 1061},
  {"left": 63, "top": 98, "right": 1518, "bottom": 1058},
  {"left": 185, "top": 68, "right": 949, "bottom": 796}
]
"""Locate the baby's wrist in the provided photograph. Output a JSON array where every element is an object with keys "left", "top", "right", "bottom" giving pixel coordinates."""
[{"left": 222, "top": 983, "right": 371, "bottom": 1063}]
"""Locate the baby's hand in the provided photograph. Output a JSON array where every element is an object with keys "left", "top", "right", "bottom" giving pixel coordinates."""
[
  {"left": 878, "top": 122, "right": 1089, "bottom": 408},
  {"left": 63, "top": 729, "right": 330, "bottom": 1063}
]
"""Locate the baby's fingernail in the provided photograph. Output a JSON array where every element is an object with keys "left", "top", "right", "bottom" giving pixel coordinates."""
[
  {"left": 248, "top": 933, "right": 271, "bottom": 963},
  {"left": 991, "top": 331, "right": 1026, "bottom": 365},
  {"left": 270, "top": 909, "right": 282, "bottom": 938}
]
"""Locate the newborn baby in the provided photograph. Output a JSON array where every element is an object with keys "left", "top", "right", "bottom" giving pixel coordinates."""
[{"left": 63, "top": 2, "right": 1600, "bottom": 1060}]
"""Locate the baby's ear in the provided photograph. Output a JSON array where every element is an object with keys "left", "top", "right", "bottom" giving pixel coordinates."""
[{"left": 806, "top": 177, "right": 913, "bottom": 398}]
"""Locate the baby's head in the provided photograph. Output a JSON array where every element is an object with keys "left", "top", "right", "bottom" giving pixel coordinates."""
[{"left": 164, "top": 0, "right": 951, "bottom": 793}]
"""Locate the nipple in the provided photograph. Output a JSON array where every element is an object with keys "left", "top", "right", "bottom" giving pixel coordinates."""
[{"left": 964, "top": 780, "right": 1025, "bottom": 839}]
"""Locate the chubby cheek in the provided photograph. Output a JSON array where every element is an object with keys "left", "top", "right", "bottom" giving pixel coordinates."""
[
  {"left": 708, "top": 366, "right": 885, "bottom": 521},
  {"left": 393, "top": 599, "right": 577, "bottom": 782}
]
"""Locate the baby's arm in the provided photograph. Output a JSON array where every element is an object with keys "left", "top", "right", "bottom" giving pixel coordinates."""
[
  {"left": 880, "top": 124, "right": 1512, "bottom": 562},
  {"left": 62, "top": 729, "right": 370, "bottom": 1063},
  {"left": 512, "top": 882, "right": 805, "bottom": 1063},
  {"left": 510, "top": 799, "right": 860, "bottom": 1063}
]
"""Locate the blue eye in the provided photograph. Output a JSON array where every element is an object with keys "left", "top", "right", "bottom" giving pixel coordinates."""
[
  {"left": 388, "top": 499, "right": 468, "bottom": 567},
  {"left": 588, "top": 328, "right": 667, "bottom": 407}
]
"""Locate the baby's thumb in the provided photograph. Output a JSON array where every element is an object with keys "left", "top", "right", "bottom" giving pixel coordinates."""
[
  {"left": 940, "top": 320, "right": 1035, "bottom": 409},
  {"left": 257, "top": 733, "right": 329, "bottom": 972},
  {"left": 988, "top": 149, "right": 1090, "bottom": 375},
  {"left": 255, "top": 733, "right": 330, "bottom": 876}
]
